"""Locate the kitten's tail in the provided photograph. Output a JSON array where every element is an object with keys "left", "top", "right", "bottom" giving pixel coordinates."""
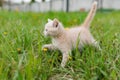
[{"left": 82, "top": 1, "right": 97, "bottom": 28}]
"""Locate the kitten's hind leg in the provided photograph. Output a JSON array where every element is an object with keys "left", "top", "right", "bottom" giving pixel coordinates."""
[
  {"left": 61, "top": 50, "right": 71, "bottom": 67},
  {"left": 92, "top": 40, "right": 102, "bottom": 51},
  {"left": 42, "top": 44, "right": 56, "bottom": 50}
]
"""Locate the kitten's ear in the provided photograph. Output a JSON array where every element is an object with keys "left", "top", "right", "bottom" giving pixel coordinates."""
[
  {"left": 48, "top": 18, "right": 52, "bottom": 22},
  {"left": 53, "top": 18, "right": 59, "bottom": 28}
]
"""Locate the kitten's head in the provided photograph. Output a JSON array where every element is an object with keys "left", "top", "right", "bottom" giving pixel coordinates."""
[{"left": 44, "top": 18, "right": 64, "bottom": 37}]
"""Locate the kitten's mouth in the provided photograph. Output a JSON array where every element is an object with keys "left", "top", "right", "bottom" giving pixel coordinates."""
[
  {"left": 45, "top": 34, "right": 50, "bottom": 37},
  {"left": 44, "top": 32, "right": 50, "bottom": 37},
  {"left": 44, "top": 33, "right": 48, "bottom": 36}
]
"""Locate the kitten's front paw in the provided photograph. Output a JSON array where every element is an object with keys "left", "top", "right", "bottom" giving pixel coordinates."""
[{"left": 42, "top": 45, "right": 49, "bottom": 52}]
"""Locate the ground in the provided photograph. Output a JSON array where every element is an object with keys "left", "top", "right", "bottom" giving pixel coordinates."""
[{"left": 0, "top": 10, "right": 120, "bottom": 80}]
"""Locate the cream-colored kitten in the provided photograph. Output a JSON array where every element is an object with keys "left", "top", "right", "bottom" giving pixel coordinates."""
[{"left": 42, "top": 1, "right": 100, "bottom": 67}]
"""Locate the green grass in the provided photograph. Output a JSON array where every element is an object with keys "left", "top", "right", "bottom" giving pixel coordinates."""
[{"left": 0, "top": 10, "right": 120, "bottom": 80}]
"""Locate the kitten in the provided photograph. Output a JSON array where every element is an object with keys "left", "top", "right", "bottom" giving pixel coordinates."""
[{"left": 42, "top": 1, "right": 100, "bottom": 67}]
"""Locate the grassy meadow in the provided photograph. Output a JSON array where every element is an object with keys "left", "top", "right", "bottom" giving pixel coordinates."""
[{"left": 0, "top": 10, "right": 120, "bottom": 80}]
